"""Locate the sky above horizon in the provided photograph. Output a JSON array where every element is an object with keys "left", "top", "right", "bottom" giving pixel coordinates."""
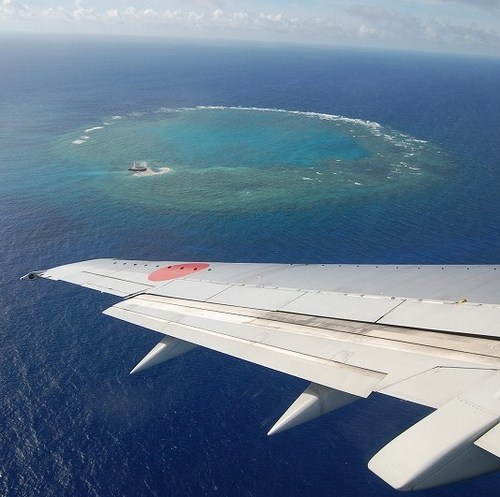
[{"left": 1, "top": 0, "right": 500, "bottom": 56}]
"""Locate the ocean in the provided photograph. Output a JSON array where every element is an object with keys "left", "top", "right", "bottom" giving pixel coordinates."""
[{"left": 1, "top": 33, "right": 500, "bottom": 496}]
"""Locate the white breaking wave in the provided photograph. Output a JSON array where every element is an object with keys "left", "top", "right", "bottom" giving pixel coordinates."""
[
  {"left": 72, "top": 135, "right": 90, "bottom": 145},
  {"left": 192, "top": 105, "right": 382, "bottom": 132},
  {"left": 84, "top": 126, "right": 104, "bottom": 133}
]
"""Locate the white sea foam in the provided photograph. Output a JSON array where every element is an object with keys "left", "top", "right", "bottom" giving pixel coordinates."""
[
  {"left": 72, "top": 135, "right": 90, "bottom": 144},
  {"left": 132, "top": 166, "right": 171, "bottom": 177},
  {"left": 193, "top": 105, "right": 383, "bottom": 132},
  {"left": 84, "top": 126, "right": 104, "bottom": 133},
  {"left": 154, "top": 107, "right": 176, "bottom": 113},
  {"left": 111, "top": 115, "right": 123, "bottom": 120}
]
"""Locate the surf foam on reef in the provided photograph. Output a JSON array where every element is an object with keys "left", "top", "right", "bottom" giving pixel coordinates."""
[
  {"left": 131, "top": 166, "right": 171, "bottom": 177},
  {"left": 193, "top": 105, "right": 382, "bottom": 132},
  {"left": 71, "top": 135, "right": 90, "bottom": 145}
]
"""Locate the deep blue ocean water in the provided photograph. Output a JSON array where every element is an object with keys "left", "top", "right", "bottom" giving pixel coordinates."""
[{"left": 1, "top": 33, "right": 500, "bottom": 496}]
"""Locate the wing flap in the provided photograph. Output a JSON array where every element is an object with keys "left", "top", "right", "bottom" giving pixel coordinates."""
[
  {"left": 104, "top": 297, "right": 386, "bottom": 397},
  {"left": 103, "top": 294, "right": 500, "bottom": 400}
]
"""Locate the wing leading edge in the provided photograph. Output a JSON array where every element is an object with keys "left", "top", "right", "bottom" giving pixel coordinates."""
[{"left": 23, "top": 259, "right": 500, "bottom": 490}]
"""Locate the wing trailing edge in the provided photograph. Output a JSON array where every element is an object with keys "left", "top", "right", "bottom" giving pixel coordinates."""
[{"left": 103, "top": 295, "right": 386, "bottom": 397}]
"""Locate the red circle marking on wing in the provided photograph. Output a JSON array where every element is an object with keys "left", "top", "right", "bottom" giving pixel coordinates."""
[{"left": 148, "top": 263, "right": 210, "bottom": 282}]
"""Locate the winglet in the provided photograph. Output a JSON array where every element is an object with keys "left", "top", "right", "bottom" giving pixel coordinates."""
[{"left": 268, "top": 383, "right": 359, "bottom": 436}]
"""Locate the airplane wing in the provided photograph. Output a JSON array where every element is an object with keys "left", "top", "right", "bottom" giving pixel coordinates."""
[{"left": 22, "top": 259, "right": 500, "bottom": 490}]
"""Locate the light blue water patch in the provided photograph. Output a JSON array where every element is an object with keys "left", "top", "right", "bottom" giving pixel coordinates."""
[{"left": 52, "top": 107, "right": 453, "bottom": 214}]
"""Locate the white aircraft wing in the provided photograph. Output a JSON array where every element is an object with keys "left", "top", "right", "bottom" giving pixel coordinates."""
[{"left": 23, "top": 259, "right": 500, "bottom": 490}]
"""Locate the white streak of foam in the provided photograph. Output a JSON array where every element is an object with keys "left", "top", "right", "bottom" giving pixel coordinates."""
[
  {"left": 193, "top": 105, "right": 383, "bottom": 132},
  {"left": 72, "top": 135, "right": 90, "bottom": 145},
  {"left": 111, "top": 116, "right": 123, "bottom": 120},
  {"left": 84, "top": 126, "right": 104, "bottom": 133}
]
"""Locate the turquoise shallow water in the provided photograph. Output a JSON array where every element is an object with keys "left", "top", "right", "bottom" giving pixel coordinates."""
[{"left": 51, "top": 106, "right": 453, "bottom": 214}]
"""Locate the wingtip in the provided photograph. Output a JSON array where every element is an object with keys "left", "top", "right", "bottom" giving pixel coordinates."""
[
  {"left": 19, "top": 271, "right": 45, "bottom": 281},
  {"left": 20, "top": 271, "right": 44, "bottom": 281}
]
